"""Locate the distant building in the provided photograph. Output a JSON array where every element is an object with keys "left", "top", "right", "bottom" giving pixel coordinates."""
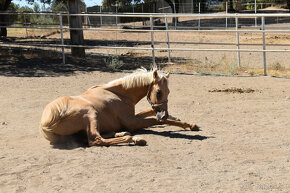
[{"left": 156, "top": 0, "right": 224, "bottom": 14}]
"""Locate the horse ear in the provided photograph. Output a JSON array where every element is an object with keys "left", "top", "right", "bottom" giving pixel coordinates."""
[
  {"left": 165, "top": 72, "right": 170, "bottom": 78},
  {"left": 153, "top": 69, "right": 159, "bottom": 81}
]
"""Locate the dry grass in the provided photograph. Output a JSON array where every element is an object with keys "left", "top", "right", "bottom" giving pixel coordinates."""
[{"left": 4, "top": 26, "right": 290, "bottom": 77}]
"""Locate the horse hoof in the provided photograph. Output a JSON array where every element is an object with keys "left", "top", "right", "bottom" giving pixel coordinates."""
[
  {"left": 132, "top": 136, "right": 147, "bottom": 146},
  {"left": 190, "top": 124, "right": 200, "bottom": 131},
  {"left": 115, "top": 131, "right": 131, "bottom": 137},
  {"left": 168, "top": 115, "right": 181, "bottom": 121}
]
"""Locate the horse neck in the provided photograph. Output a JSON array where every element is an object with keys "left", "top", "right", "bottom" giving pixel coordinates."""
[
  {"left": 106, "top": 82, "right": 149, "bottom": 105},
  {"left": 126, "top": 85, "right": 150, "bottom": 105}
]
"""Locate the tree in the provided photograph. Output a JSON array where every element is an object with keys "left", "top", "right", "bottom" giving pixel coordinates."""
[
  {"left": 1, "top": 0, "right": 85, "bottom": 57},
  {"left": 51, "top": 0, "right": 85, "bottom": 24},
  {"left": 67, "top": 0, "right": 85, "bottom": 57},
  {"left": 286, "top": 0, "right": 290, "bottom": 12},
  {"left": 0, "top": 0, "right": 18, "bottom": 39},
  {"left": 163, "top": 0, "right": 179, "bottom": 23},
  {"left": 51, "top": 0, "right": 69, "bottom": 12},
  {"left": 222, "top": 0, "right": 234, "bottom": 12},
  {"left": 18, "top": 6, "right": 34, "bottom": 24},
  {"left": 33, "top": 2, "right": 40, "bottom": 12},
  {"left": 0, "top": 0, "right": 12, "bottom": 38},
  {"left": 26, "top": 0, "right": 85, "bottom": 58}
]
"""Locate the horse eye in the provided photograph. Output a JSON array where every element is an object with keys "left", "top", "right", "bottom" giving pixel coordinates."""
[{"left": 156, "top": 90, "right": 162, "bottom": 99}]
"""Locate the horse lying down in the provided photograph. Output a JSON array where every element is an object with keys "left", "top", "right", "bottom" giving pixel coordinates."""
[{"left": 40, "top": 68, "right": 199, "bottom": 146}]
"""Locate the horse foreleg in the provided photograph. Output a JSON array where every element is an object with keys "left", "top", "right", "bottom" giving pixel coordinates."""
[
  {"left": 135, "top": 109, "right": 156, "bottom": 118},
  {"left": 161, "top": 119, "right": 200, "bottom": 131},
  {"left": 123, "top": 113, "right": 200, "bottom": 133},
  {"left": 135, "top": 109, "right": 199, "bottom": 131},
  {"left": 136, "top": 108, "right": 181, "bottom": 121}
]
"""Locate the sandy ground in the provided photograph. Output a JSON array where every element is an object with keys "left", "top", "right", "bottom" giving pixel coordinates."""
[{"left": 0, "top": 70, "right": 289, "bottom": 192}]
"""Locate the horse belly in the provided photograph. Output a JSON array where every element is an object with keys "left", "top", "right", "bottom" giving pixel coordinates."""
[{"left": 97, "top": 113, "right": 122, "bottom": 134}]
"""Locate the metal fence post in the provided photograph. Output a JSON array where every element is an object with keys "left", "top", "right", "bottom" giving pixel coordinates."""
[
  {"left": 226, "top": 2, "right": 228, "bottom": 29},
  {"left": 150, "top": 17, "right": 156, "bottom": 67},
  {"left": 198, "top": 2, "right": 201, "bottom": 30},
  {"left": 24, "top": 14, "right": 28, "bottom": 38},
  {"left": 100, "top": 6, "right": 102, "bottom": 26},
  {"left": 255, "top": 0, "right": 257, "bottom": 27},
  {"left": 165, "top": 17, "right": 171, "bottom": 63},
  {"left": 191, "top": 1, "right": 193, "bottom": 13},
  {"left": 173, "top": 3, "right": 177, "bottom": 29},
  {"left": 235, "top": 17, "right": 241, "bottom": 68},
  {"left": 262, "top": 16, "right": 267, "bottom": 76},
  {"left": 115, "top": 4, "right": 118, "bottom": 26},
  {"left": 59, "top": 15, "right": 65, "bottom": 64}
]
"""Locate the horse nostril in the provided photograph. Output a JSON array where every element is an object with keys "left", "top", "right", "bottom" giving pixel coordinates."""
[{"left": 161, "top": 112, "right": 168, "bottom": 120}]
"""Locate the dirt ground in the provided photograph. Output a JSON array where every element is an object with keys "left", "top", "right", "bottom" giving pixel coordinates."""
[{"left": 0, "top": 70, "right": 289, "bottom": 192}]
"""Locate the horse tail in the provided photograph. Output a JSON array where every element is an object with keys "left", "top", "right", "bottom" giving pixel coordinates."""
[{"left": 39, "top": 96, "right": 71, "bottom": 143}]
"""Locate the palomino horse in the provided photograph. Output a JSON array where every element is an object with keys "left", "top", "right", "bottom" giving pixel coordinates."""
[{"left": 40, "top": 68, "right": 199, "bottom": 146}]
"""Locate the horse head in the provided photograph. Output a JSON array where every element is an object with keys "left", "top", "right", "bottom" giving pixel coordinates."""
[{"left": 147, "top": 69, "right": 170, "bottom": 121}]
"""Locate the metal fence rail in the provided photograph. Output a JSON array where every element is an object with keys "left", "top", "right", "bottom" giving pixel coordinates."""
[{"left": 2, "top": 12, "right": 290, "bottom": 75}]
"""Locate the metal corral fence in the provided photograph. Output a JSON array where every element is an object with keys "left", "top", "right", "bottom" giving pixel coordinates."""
[{"left": 1, "top": 12, "right": 290, "bottom": 75}]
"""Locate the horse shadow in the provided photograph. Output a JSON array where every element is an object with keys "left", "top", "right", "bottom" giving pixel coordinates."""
[
  {"left": 51, "top": 131, "right": 90, "bottom": 150},
  {"left": 134, "top": 127, "right": 213, "bottom": 141},
  {"left": 51, "top": 128, "right": 213, "bottom": 150}
]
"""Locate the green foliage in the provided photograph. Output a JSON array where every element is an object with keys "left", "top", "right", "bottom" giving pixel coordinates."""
[
  {"left": 102, "top": 0, "right": 153, "bottom": 12},
  {"left": 0, "top": 2, "right": 18, "bottom": 27},
  {"left": 51, "top": 0, "right": 85, "bottom": 12},
  {"left": 271, "top": 62, "right": 285, "bottom": 71},
  {"left": 16, "top": 4, "right": 54, "bottom": 25},
  {"left": 33, "top": 2, "right": 40, "bottom": 12},
  {"left": 104, "top": 55, "right": 124, "bottom": 71},
  {"left": 243, "top": 0, "right": 286, "bottom": 10},
  {"left": 51, "top": 0, "right": 68, "bottom": 12},
  {"left": 17, "top": 6, "right": 34, "bottom": 24}
]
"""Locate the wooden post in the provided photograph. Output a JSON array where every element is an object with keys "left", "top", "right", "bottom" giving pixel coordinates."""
[{"left": 68, "top": 0, "right": 85, "bottom": 58}]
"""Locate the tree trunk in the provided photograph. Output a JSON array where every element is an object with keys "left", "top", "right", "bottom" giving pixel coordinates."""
[
  {"left": 164, "top": 0, "right": 179, "bottom": 24},
  {"left": 228, "top": 0, "right": 234, "bottom": 12},
  {"left": 236, "top": 0, "right": 242, "bottom": 12},
  {"left": 0, "top": 0, "right": 11, "bottom": 39},
  {"left": 68, "top": 0, "right": 85, "bottom": 58},
  {"left": 200, "top": 0, "right": 207, "bottom": 13},
  {"left": 0, "top": 27, "right": 7, "bottom": 37}
]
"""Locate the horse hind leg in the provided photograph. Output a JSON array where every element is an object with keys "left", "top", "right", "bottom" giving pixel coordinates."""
[
  {"left": 85, "top": 109, "right": 132, "bottom": 146},
  {"left": 115, "top": 132, "right": 147, "bottom": 146},
  {"left": 89, "top": 136, "right": 132, "bottom": 146},
  {"left": 131, "top": 136, "right": 147, "bottom": 146},
  {"left": 89, "top": 136, "right": 147, "bottom": 146},
  {"left": 101, "top": 131, "right": 146, "bottom": 146},
  {"left": 102, "top": 131, "right": 131, "bottom": 138}
]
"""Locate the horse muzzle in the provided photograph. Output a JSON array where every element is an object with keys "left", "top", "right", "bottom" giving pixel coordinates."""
[{"left": 156, "top": 110, "right": 168, "bottom": 121}]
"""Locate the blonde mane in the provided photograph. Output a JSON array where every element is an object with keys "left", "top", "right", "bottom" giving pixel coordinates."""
[{"left": 103, "top": 68, "right": 166, "bottom": 90}]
